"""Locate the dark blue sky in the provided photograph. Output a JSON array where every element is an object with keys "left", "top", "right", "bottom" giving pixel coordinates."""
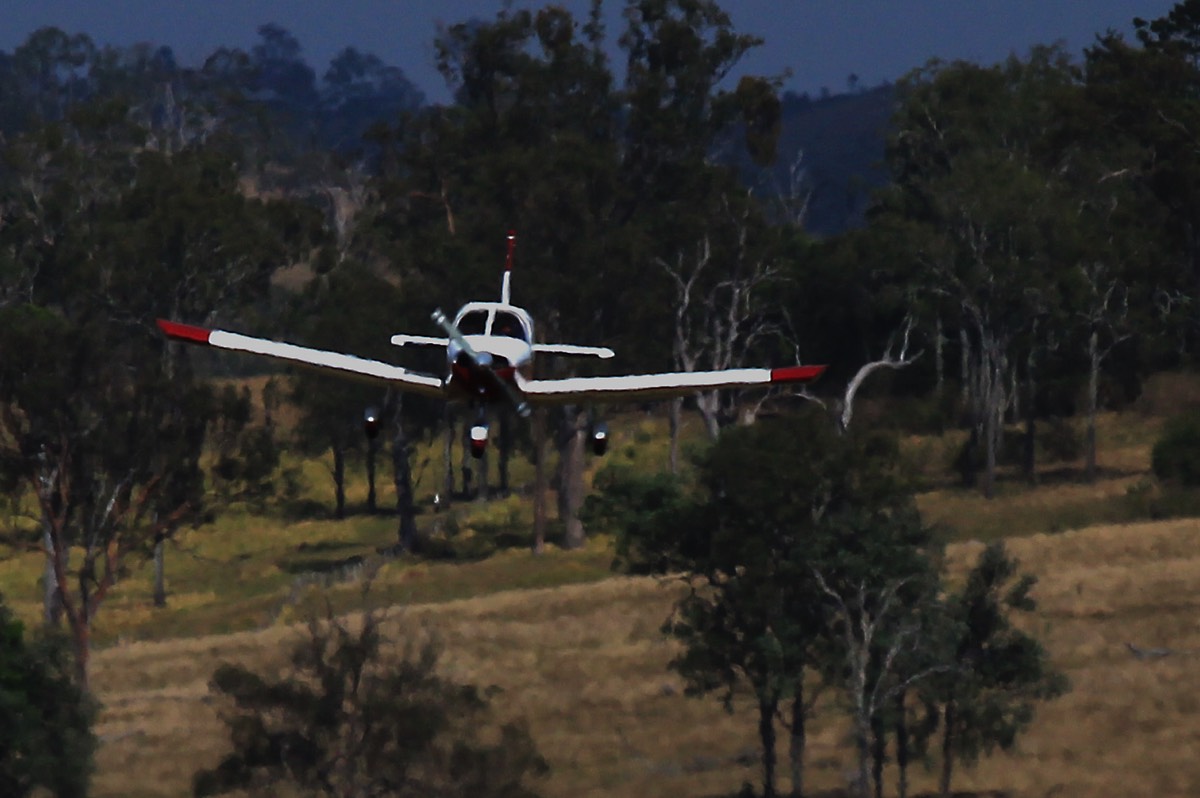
[{"left": 0, "top": 1, "right": 1179, "bottom": 103}]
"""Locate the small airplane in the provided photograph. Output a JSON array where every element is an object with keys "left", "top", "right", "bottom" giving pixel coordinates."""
[{"left": 158, "top": 232, "right": 826, "bottom": 457}]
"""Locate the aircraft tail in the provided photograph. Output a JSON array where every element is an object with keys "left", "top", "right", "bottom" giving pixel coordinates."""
[{"left": 501, "top": 230, "right": 515, "bottom": 304}]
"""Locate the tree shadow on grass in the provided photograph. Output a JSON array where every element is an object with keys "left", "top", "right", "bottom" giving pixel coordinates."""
[{"left": 277, "top": 540, "right": 370, "bottom": 575}]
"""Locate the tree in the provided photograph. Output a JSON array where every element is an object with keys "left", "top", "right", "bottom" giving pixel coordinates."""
[
  {"left": 289, "top": 264, "right": 401, "bottom": 519},
  {"left": 622, "top": 0, "right": 791, "bottom": 455},
  {"left": 4, "top": 27, "right": 95, "bottom": 129},
  {"left": 1046, "top": 51, "right": 1160, "bottom": 482},
  {"left": 319, "top": 46, "right": 424, "bottom": 152},
  {"left": 0, "top": 303, "right": 209, "bottom": 688},
  {"left": 927, "top": 541, "right": 1068, "bottom": 797},
  {"left": 811, "top": 529, "right": 943, "bottom": 798},
  {"left": 0, "top": 110, "right": 315, "bottom": 683},
  {"left": 882, "top": 51, "right": 1082, "bottom": 495},
  {"left": 604, "top": 408, "right": 934, "bottom": 798},
  {"left": 1085, "top": 3, "right": 1200, "bottom": 352},
  {"left": 1151, "top": 410, "right": 1200, "bottom": 486},
  {"left": 658, "top": 188, "right": 790, "bottom": 447},
  {"left": 409, "top": 3, "right": 626, "bottom": 548},
  {"left": 193, "top": 606, "right": 547, "bottom": 797},
  {"left": 0, "top": 592, "right": 96, "bottom": 798}
]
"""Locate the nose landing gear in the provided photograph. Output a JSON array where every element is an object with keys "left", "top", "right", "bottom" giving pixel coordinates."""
[{"left": 469, "top": 422, "right": 489, "bottom": 458}]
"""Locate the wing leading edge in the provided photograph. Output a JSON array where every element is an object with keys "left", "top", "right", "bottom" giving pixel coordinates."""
[
  {"left": 157, "top": 320, "right": 445, "bottom": 399},
  {"left": 516, "top": 364, "right": 826, "bottom": 404}
]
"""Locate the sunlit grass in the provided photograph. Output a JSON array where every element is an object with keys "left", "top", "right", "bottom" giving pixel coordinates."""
[
  {"left": 12, "top": 371, "right": 1200, "bottom": 796},
  {"left": 88, "top": 517, "right": 1200, "bottom": 798}
]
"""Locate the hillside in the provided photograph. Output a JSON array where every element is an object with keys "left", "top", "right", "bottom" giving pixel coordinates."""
[
  {"left": 88, "top": 517, "right": 1200, "bottom": 798},
  {"left": 5, "top": 374, "right": 1198, "bottom": 797},
  {"left": 744, "top": 85, "right": 894, "bottom": 236}
]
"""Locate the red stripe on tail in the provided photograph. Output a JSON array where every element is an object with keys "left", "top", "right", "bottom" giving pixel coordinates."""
[
  {"left": 157, "top": 319, "right": 212, "bottom": 345},
  {"left": 770, "top": 365, "right": 826, "bottom": 384}
]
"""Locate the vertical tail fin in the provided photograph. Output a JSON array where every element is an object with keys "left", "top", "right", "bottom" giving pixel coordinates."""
[{"left": 501, "top": 230, "right": 515, "bottom": 304}]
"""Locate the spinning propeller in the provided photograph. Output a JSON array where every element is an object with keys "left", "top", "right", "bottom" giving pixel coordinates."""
[{"left": 431, "top": 308, "right": 531, "bottom": 418}]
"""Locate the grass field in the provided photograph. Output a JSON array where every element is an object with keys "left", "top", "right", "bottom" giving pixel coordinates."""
[
  {"left": 8, "top": 374, "right": 1200, "bottom": 796},
  {"left": 88, "top": 518, "right": 1200, "bottom": 798}
]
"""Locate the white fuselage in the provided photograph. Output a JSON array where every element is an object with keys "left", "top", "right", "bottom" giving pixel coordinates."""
[{"left": 445, "top": 301, "right": 536, "bottom": 402}]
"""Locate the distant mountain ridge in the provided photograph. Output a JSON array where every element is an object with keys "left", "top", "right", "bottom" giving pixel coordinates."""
[{"left": 769, "top": 84, "right": 895, "bottom": 236}]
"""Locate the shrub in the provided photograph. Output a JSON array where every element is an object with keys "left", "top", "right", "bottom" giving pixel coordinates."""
[
  {"left": 0, "top": 594, "right": 97, "bottom": 798},
  {"left": 1151, "top": 411, "right": 1200, "bottom": 486},
  {"left": 194, "top": 607, "right": 547, "bottom": 797},
  {"left": 582, "top": 465, "right": 695, "bottom": 573},
  {"left": 423, "top": 495, "right": 529, "bottom": 560}
]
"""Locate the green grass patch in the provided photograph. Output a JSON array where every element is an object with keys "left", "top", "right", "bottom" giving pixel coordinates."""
[{"left": 3, "top": 383, "right": 1197, "bottom": 649}]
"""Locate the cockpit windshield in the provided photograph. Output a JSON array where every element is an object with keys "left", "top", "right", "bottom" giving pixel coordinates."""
[
  {"left": 493, "top": 311, "right": 528, "bottom": 342},
  {"left": 457, "top": 311, "right": 488, "bottom": 335}
]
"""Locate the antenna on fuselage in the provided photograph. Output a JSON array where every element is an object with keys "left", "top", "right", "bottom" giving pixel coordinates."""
[{"left": 501, "top": 230, "right": 515, "bottom": 305}]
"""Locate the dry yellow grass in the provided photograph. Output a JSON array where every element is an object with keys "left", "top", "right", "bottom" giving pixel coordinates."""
[
  {"left": 31, "top": 375, "right": 1200, "bottom": 795},
  {"left": 915, "top": 408, "right": 1166, "bottom": 541},
  {"left": 87, "top": 516, "right": 1200, "bottom": 798}
]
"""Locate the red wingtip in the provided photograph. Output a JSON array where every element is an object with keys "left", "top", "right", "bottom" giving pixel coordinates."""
[
  {"left": 770, "top": 365, "right": 827, "bottom": 384},
  {"left": 157, "top": 318, "right": 212, "bottom": 345}
]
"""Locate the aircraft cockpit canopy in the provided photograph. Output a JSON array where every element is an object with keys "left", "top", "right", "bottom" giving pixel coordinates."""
[
  {"left": 493, "top": 311, "right": 528, "bottom": 342},
  {"left": 453, "top": 304, "right": 533, "bottom": 343},
  {"left": 457, "top": 310, "right": 488, "bottom": 335}
]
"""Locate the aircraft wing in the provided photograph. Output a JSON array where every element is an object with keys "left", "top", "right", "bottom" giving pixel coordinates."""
[
  {"left": 516, "top": 365, "right": 825, "bottom": 404},
  {"left": 533, "top": 343, "right": 616, "bottom": 359},
  {"left": 391, "top": 334, "right": 449, "bottom": 348},
  {"left": 158, "top": 320, "right": 445, "bottom": 398}
]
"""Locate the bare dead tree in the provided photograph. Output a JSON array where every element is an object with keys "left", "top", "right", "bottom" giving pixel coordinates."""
[
  {"left": 839, "top": 314, "right": 923, "bottom": 432},
  {"left": 790, "top": 313, "right": 922, "bottom": 436},
  {"left": 1078, "top": 262, "right": 1133, "bottom": 482},
  {"left": 20, "top": 433, "right": 190, "bottom": 689},
  {"left": 326, "top": 175, "right": 368, "bottom": 262},
  {"left": 767, "top": 148, "right": 812, "bottom": 227},
  {"left": 658, "top": 192, "right": 784, "bottom": 447},
  {"left": 814, "top": 570, "right": 947, "bottom": 798}
]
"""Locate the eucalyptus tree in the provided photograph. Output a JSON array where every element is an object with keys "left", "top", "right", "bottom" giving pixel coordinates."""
[
  {"left": 319, "top": 46, "right": 425, "bottom": 153},
  {"left": 0, "top": 109, "right": 315, "bottom": 684},
  {"left": 388, "top": 2, "right": 625, "bottom": 547},
  {"left": 0, "top": 27, "right": 95, "bottom": 131},
  {"left": 606, "top": 407, "right": 938, "bottom": 798},
  {"left": 925, "top": 542, "right": 1067, "bottom": 797},
  {"left": 288, "top": 263, "right": 402, "bottom": 519},
  {"left": 621, "top": 0, "right": 796, "bottom": 467},
  {"left": 882, "top": 50, "right": 1085, "bottom": 495},
  {"left": 0, "top": 301, "right": 210, "bottom": 689},
  {"left": 1084, "top": 3, "right": 1200, "bottom": 352},
  {"left": 1052, "top": 179, "right": 1153, "bottom": 482}
]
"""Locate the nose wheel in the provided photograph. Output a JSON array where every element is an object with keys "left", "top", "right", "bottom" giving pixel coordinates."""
[{"left": 469, "top": 409, "right": 489, "bottom": 459}]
